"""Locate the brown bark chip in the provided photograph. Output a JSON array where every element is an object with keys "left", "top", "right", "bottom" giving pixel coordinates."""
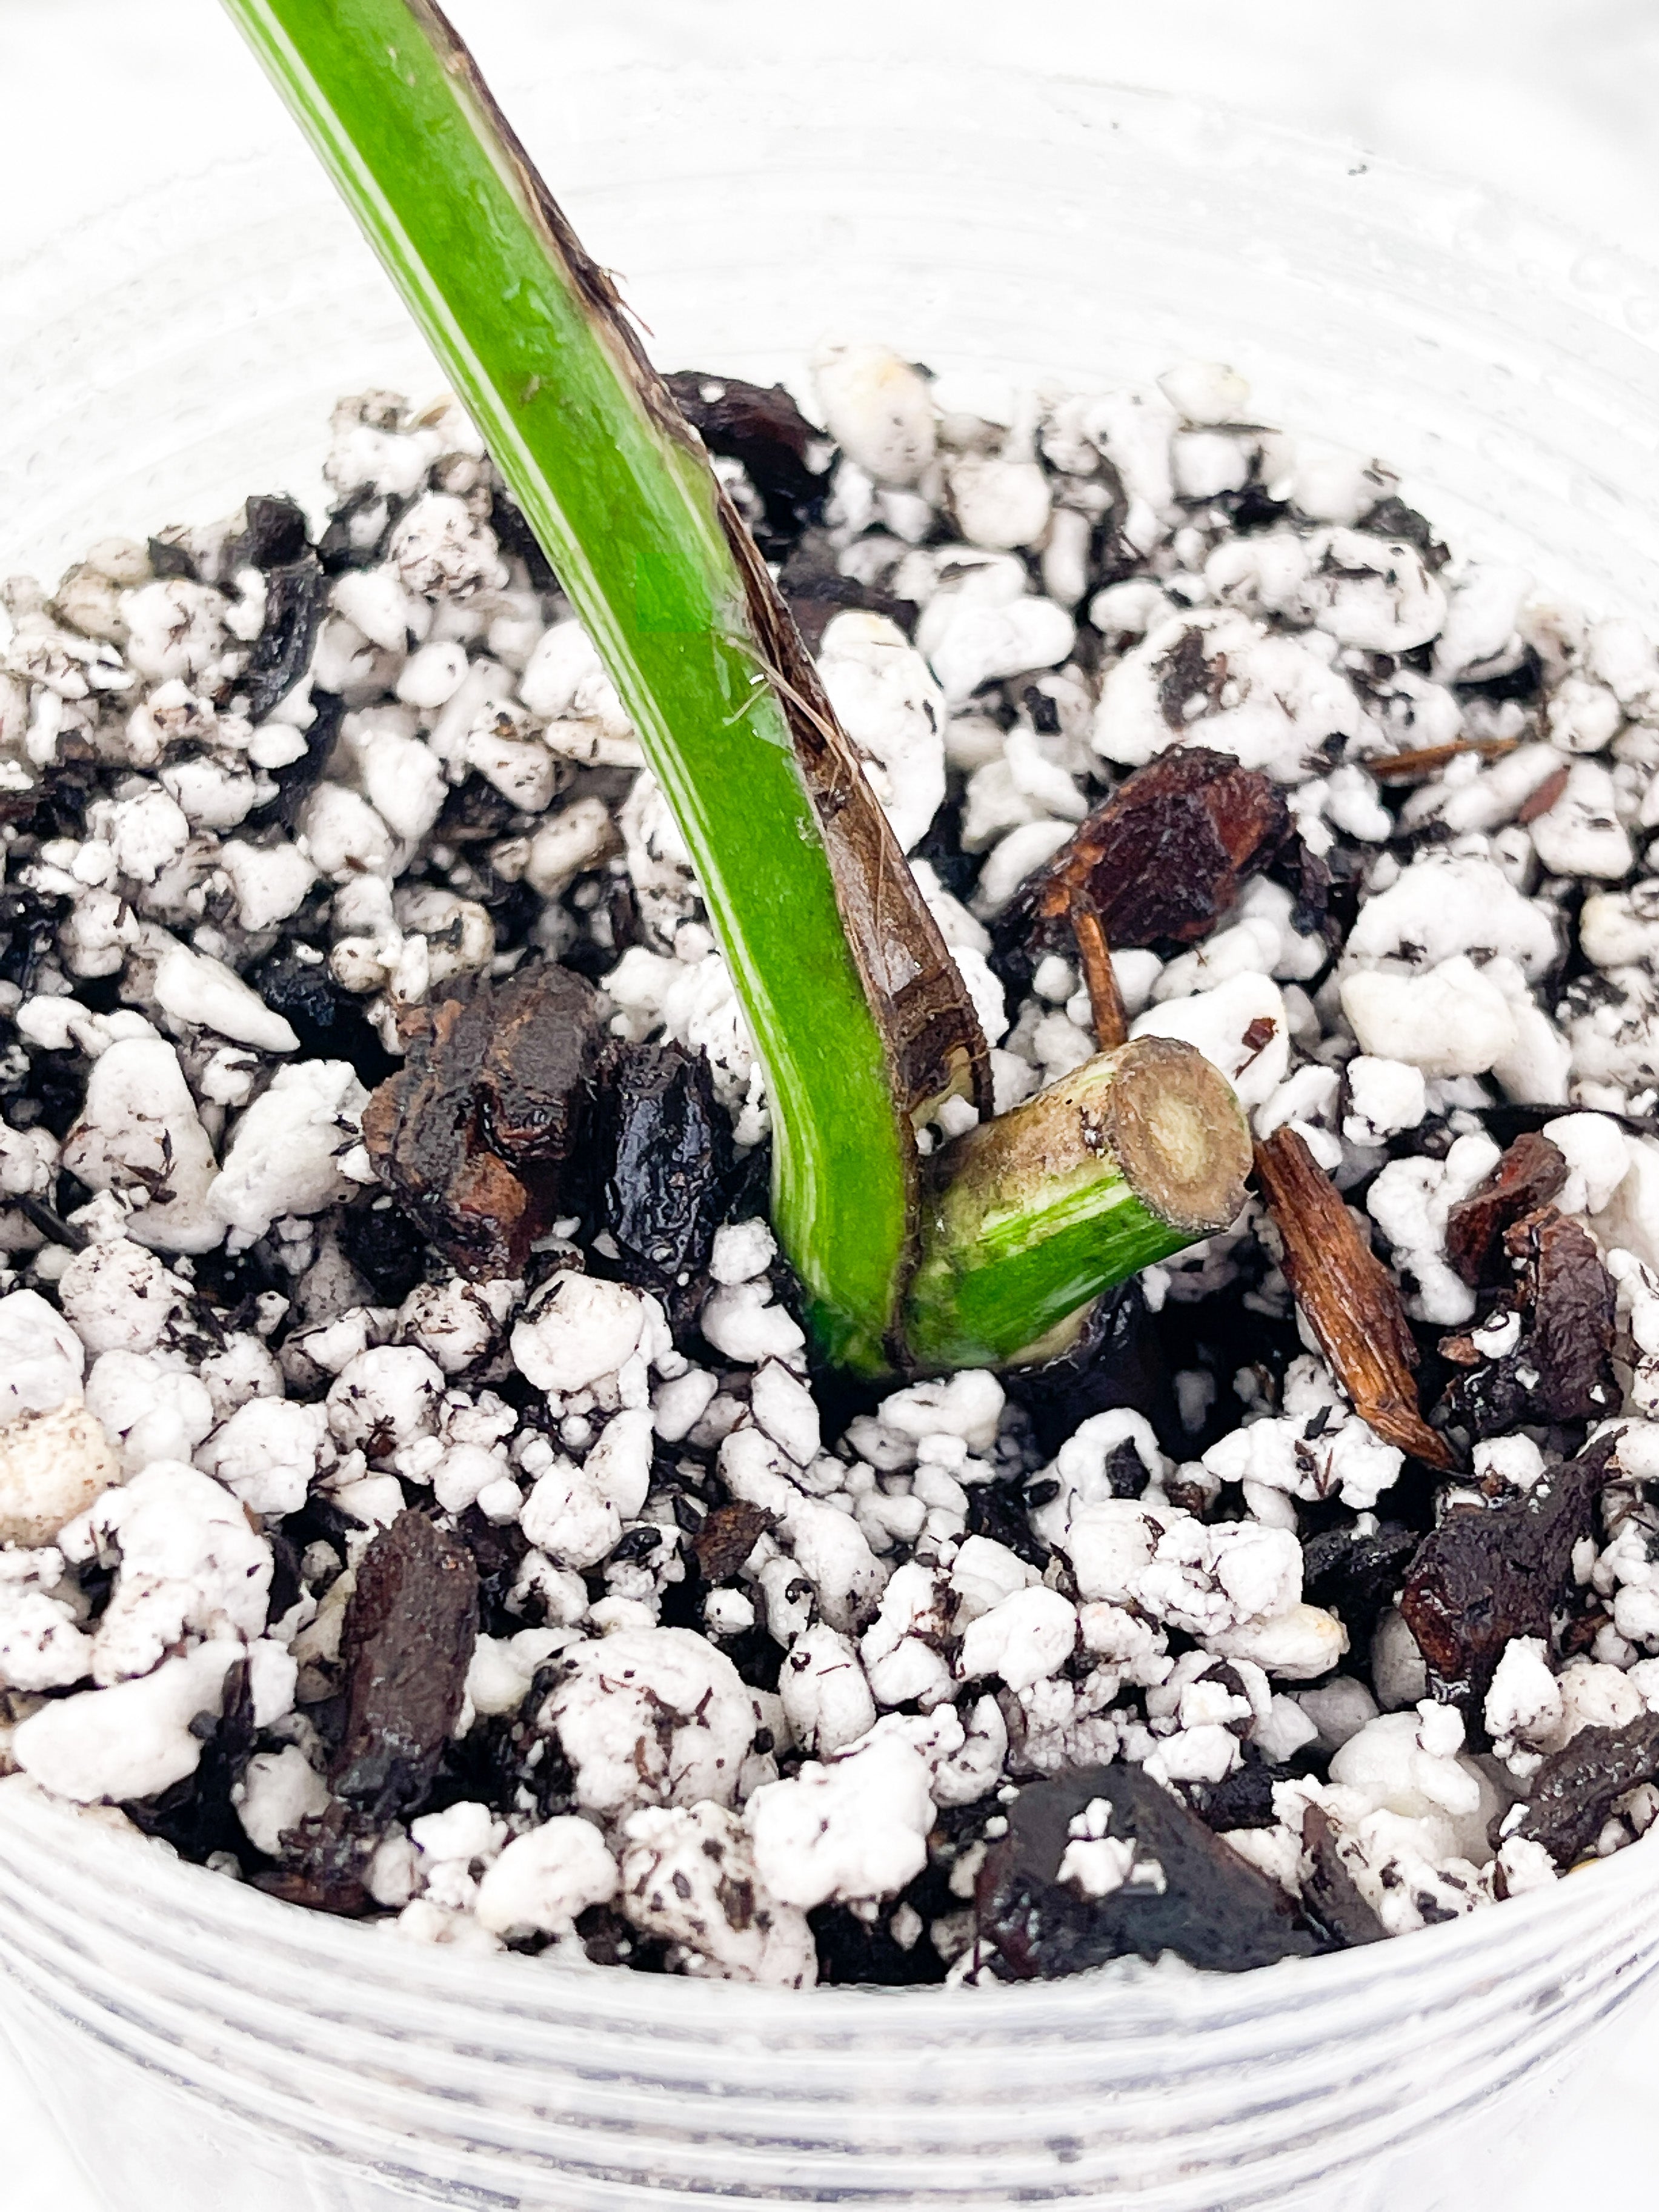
[
  {"left": 1518, "top": 1712, "right": 1659, "bottom": 1867},
  {"left": 1441, "top": 1208, "right": 1619, "bottom": 1438},
  {"left": 330, "top": 1510, "right": 480, "bottom": 1824},
  {"left": 1400, "top": 1432, "right": 1622, "bottom": 1720},
  {"left": 362, "top": 960, "right": 600, "bottom": 1277},
  {"left": 976, "top": 1765, "right": 1325, "bottom": 1977},
  {"left": 998, "top": 745, "right": 1291, "bottom": 968},
  {"left": 1514, "top": 1212, "right": 1620, "bottom": 1422},
  {"left": 255, "top": 1843, "right": 375, "bottom": 1919},
  {"left": 1445, "top": 1133, "right": 1569, "bottom": 1288},
  {"left": 665, "top": 371, "right": 830, "bottom": 556},
  {"left": 1301, "top": 1807, "right": 1388, "bottom": 1948},
  {"left": 1253, "top": 1127, "right": 1454, "bottom": 1469},
  {"left": 693, "top": 1501, "right": 776, "bottom": 1584}
]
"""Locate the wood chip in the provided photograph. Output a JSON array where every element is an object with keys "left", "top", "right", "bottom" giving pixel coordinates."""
[
  {"left": 361, "top": 959, "right": 600, "bottom": 1278},
  {"left": 1445, "top": 1132, "right": 1569, "bottom": 1287},
  {"left": 693, "top": 1501, "right": 776, "bottom": 1583},
  {"left": 330, "top": 1510, "right": 479, "bottom": 1822},
  {"left": 1403, "top": 1432, "right": 1621, "bottom": 1721},
  {"left": 666, "top": 371, "right": 829, "bottom": 555},
  {"left": 1253, "top": 1126, "right": 1454, "bottom": 1469},
  {"left": 1519, "top": 1711, "right": 1659, "bottom": 1866},
  {"left": 1441, "top": 1206, "right": 1618, "bottom": 1438},
  {"left": 997, "top": 745, "right": 1290, "bottom": 969},
  {"left": 1366, "top": 736, "right": 1520, "bottom": 783},
  {"left": 976, "top": 1764, "right": 1326, "bottom": 1977}
]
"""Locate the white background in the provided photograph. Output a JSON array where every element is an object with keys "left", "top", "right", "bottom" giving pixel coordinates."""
[{"left": 5, "top": 2, "right": 1659, "bottom": 2204}]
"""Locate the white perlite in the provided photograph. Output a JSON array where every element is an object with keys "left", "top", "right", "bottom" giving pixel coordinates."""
[
  {"left": 541, "top": 1630, "right": 756, "bottom": 1813},
  {"left": 475, "top": 1818, "right": 620, "bottom": 1936},
  {"left": 12, "top": 1639, "right": 243, "bottom": 1802},
  {"left": 0, "top": 1291, "right": 87, "bottom": 1421},
  {"left": 6, "top": 347, "right": 1659, "bottom": 1988},
  {"left": 68, "top": 1460, "right": 272, "bottom": 1684},
  {"left": 748, "top": 1722, "right": 937, "bottom": 1908},
  {"left": 619, "top": 1801, "right": 817, "bottom": 1987},
  {"left": 0, "top": 1401, "right": 119, "bottom": 1544}
]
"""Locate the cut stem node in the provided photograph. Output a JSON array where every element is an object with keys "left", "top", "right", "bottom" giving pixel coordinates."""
[
  {"left": 903, "top": 1036, "right": 1251, "bottom": 1370},
  {"left": 1071, "top": 905, "right": 1128, "bottom": 1051}
]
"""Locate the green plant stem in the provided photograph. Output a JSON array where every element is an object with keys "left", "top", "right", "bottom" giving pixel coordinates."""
[
  {"left": 220, "top": 0, "right": 989, "bottom": 1373},
  {"left": 219, "top": 0, "right": 1244, "bottom": 1378},
  {"left": 904, "top": 1037, "right": 1253, "bottom": 1370}
]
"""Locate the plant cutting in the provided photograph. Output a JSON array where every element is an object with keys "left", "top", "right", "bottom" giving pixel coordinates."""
[
  {"left": 217, "top": 0, "right": 1251, "bottom": 1380},
  {"left": 0, "top": 0, "right": 1657, "bottom": 2077}
]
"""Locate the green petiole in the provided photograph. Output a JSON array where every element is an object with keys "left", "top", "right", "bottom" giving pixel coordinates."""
[
  {"left": 219, "top": 0, "right": 1250, "bottom": 1378},
  {"left": 221, "top": 0, "right": 989, "bottom": 1373}
]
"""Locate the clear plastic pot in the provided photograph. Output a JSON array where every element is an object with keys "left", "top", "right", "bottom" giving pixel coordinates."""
[{"left": 3, "top": 56, "right": 1659, "bottom": 2212}]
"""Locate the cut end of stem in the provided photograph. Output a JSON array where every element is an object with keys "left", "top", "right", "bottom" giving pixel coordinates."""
[
  {"left": 1104, "top": 1035, "right": 1252, "bottom": 1235},
  {"left": 902, "top": 1035, "right": 1252, "bottom": 1372}
]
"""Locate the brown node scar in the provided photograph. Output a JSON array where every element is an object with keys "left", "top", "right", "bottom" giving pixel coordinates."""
[{"left": 1253, "top": 1125, "right": 1455, "bottom": 1469}]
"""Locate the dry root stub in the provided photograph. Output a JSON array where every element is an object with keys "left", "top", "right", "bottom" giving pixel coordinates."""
[
  {"left": 1068, "top": 904, "right": 1128, "bottom": 1051},
  {"left": 975, "top": 1764, "right": 1327, "bottom": 1977},
  {"left": 362, "top": 959, "right": 601, "bottom": 1276},
  {"left": 1401, "top": 1431, "right": 1622, "bottom": 1724},
  {"left": 1253, "top": 1124, "right": 1454, "bottom": 1470}
]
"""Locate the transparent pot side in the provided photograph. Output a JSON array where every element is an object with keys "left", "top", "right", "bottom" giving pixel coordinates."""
[
  {"left": 3, "top": 60, "right": 1659, "bottom": 2212},
  {"left": 1, "top": 1779, "right": 1657, "bottom": 2212}
]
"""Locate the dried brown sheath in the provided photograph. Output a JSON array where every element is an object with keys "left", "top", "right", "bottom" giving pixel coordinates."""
[{"left": 414, "top": 1, "right": 989, "bottom": 1129}]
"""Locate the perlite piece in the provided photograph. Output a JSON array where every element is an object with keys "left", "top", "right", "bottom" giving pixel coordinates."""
[{"left": 904, "top": 1036, "right": 1252, "bottom": 1371}]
